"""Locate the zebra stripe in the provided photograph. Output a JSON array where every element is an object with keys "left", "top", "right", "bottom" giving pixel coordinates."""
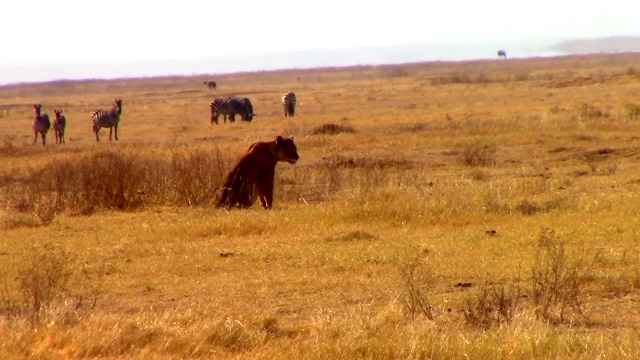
[
  {"left": 92, "top": 99, "right": 123, "bottom": 141},
  {"left": 33, "top": 104, "right": 51, "bottom": 145},
  {"left": 282, "top": 92, "right": 296, "bottom": 117},
  {"left": 209, "top": 98, "right": 228, "bottom": 124},
  {"left": 54, "top": 109, "right": 66, "bottom": 144},
  {"left": 203, "top": 80, "right": 217, "bottom": 89},
  {"left": 209, "top": 97, "right": 255, "bottom": 124}
]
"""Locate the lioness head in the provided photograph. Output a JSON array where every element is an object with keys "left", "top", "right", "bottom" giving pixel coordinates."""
[{"left": 275, "top": 136, "right": 299, "bottom": 164}]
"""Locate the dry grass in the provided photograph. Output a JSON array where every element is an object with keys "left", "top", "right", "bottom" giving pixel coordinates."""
[{"left": 1, "top": 53, "right": 640, "bottom": 358}]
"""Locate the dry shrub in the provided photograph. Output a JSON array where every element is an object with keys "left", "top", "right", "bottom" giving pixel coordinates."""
[
  {"left": 531, "top": 229, "right": 588, "bottom": 324},
  {"left": 579, "top": 103, "right": 606, "bottom": 119},
  {"left": 623, "top": 103, "right": 640, "bottom": 121},
  {"left": 587, "top": 159, "right": 620, "bottom": 175},
  {"left": 169, "top": 147, "right": 229, "bottom": 206},
  {"left": 0, "top": 243, "right": 105, "bottom": 325},
  {"left": 205, "top": 317, "right": 263, "bottom": 352},
  {"left": 1, "top": 148, "right": 231, "bottom": 214},
  {"left": 326, "top": 230, "right": 379, "bottom": 242},
  {"left": 515, "top": 197, "right": 567, "bottom": 215},
  {"left": 463, "top": 283, "right": 521, "bottom": 329},
  {"left": 461, "top": 143, "right": 497, "bottom": 166},
  {"left": 398, "top": 257, "right": 434, "bottom": 321},
  {"left": 468, "top": 169, "right": 492, "bottom": 181},
  {"left": 31, "top": 150, "right": 149, "bottom": 214},
  {"left": 311, "top": 123, "right": 356, "bottom": 135}
]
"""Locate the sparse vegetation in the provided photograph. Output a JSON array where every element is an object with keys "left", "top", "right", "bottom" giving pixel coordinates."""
[{"left": 1, "top": 53, "right": 640, "bottom": 358}]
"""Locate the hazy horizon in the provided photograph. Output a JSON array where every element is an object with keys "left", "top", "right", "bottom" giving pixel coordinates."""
[
  {"left": 2, "top": 0, "right": 639, "bottom": 85},
  {"left": 5, "top": 36, "right": 640, "bottom": 86}
]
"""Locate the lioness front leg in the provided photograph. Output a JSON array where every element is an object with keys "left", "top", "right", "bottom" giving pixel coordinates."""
[{"left": 256, "top": 175, "right": 274, "bottom": 209}]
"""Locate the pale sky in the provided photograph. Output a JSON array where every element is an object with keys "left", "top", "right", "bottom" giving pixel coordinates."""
[{"left": 2, "top": 0, "right": 638, "bottom": 66}]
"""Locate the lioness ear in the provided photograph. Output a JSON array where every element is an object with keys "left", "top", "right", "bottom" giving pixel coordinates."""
[{"left": 276, "top": 135, "right": 284, "bottom": 145}]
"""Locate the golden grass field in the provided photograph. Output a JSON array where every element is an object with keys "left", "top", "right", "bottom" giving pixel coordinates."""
[{"left": 1, "top": 53, "right": 640, "bottom": 359}]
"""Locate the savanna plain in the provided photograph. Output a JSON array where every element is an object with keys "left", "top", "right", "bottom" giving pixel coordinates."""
[{"left": 1, "top": 53, "right": 640, "bottom": 359}]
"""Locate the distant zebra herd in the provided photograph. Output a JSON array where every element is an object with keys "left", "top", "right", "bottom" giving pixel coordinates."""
[{"left": 29, "top": 86, "right": 298, "bottom": 145}]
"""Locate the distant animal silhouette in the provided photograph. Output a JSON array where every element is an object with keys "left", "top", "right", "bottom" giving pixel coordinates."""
[
  {"left": 209, "top": 97, "right": 256, "bottom": 124},
  {"left": 32, "top": 104, "right": 51, "bottom": 145},
  {"left": 282, "top": 92, "right": 297, "bottom": 117},
  {"left": 216, "top": 136, "right": 299, "bottom": 209},
  {"left": 497, "top": 50, "right": 507, "bottom": 59},
  {"left": 203, "top": 80, "right": 217, "bottom": 89},
  {"left": 53, "top": 109, "right": 66, "bottom": 144},
  {"left": 91, "top": 99, "right": 123, "bottom": 141}
]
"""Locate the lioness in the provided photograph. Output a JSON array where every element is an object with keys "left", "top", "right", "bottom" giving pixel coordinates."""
[{"left": 217, "top": 136, "right": 299, "bottom": 209}]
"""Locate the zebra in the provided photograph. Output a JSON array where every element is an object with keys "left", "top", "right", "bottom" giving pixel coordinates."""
[
  {"left": 91, "top": 99, "right": 123, "bottom": 141},
  {"left": 53, "top": 109, "right": 66, "bottom": 144},
  {"left": 282, "top": 92, "right": 296, "bottom": 117},
  {"left": 210, "top": 97, "right": 230, "bottom": 124},
  {"left": 203, "top": 80, "right": 217, "bottom": 89},
  {"left": 497, "top": 50, "right": 507, "bottom": 59},
  {"left": 209, "top": 97, "right": 256, "bottom": 124},
  {"left": 233, "top": 97, "right": 255, "bottom": 122},
  {"left": 32, "top": 104, "right": 51, "bottom": 145}
]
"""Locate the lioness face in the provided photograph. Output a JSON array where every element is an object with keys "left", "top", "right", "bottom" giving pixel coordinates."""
[{"left": 275, "top": 136, "right": 299, "bottom": 164}]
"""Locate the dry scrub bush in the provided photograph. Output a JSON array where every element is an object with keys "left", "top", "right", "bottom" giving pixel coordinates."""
[
  {"left": 623, "top": 103, "right": 640, "bottom": 121},
  {"left": 311, "top": 123, "right": 356, "bottom": 135},
  {"left": 461, "top": 142, "right": 497, "bottom": 166},
  {"left": 1, "top": 147, "right": 231, "bottom": 214},
  {"left": 0, "top": 243, "right": 105, "bottom": 325},
  {"left": 579, "top": 103, "right": 606, "bottom": 120},
  {"left": 398, "top": 257, "right": 434, "bottom": 321},
  {"left": 169, "top": 147, "right": 229, "bottom": 206},
  {"left": 531, "top": 229, "right": 588, "bottom": 324},
  {"left": 463, "top": 283, "right": 521, "bottom": 329}
]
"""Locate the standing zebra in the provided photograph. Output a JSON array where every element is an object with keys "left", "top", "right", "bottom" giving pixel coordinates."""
[
  {"left": 53, "top": 109, "right": 66, "bottom": 144},
  {"left": 204, "top": 80, "right": 217, "bottom": 89},
  {"left": 497, "top": 50, "right": 507, "bottom": 59},
  {"left": 282, "top": 92, "right": 296, "bottom": 117},
  {"left": 32, "top": 104, "right": 51, "bottom": 145},
  {"left": 210, "top": 97, "right": 256, "bottom": 124},
  {"left": 91, "top": 99, "right": 123, "bottom": 141}
]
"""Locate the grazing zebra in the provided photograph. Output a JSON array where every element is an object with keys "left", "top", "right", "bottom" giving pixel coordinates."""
[
  {"left": 53, "top": 109, "right": 66, "bottom": 144},
  {"left": 91, "top": 99, "right": 123, "bottom": 141},
  {"left": 282, "top": 92, "right": 296, "bottom": 117},
  {"left": 497, "top": 50, "right": 507, "bottom": 59},
  {"left": 234, "top": 97, "right": 255, "bottom": 122},
  {"left": 203, "top": 80, "right": 217, "bottom": 89},
  {"left": 32, "top": 104, "right": 51, "bottom": 145},
  {"left": 209, "top": 97, "right": 256, "bottom": 124}
]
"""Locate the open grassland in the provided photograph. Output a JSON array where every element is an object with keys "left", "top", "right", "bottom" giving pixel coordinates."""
[{"left": 1, "top": 53, "right": 640, "bottom": 359}]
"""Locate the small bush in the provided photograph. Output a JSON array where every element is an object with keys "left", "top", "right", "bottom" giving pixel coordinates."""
[
  {"left": 0, "top": 243, "right": 105, "bottom": 325},
  {"left": 579, "top": 103, "right": 606, "bottom": 119},
  {"left": 463, "top": 283, "right": 521, "bottom": 329},
  {"left": 311, "top": 123, "right": 356, "bottom": 135},
  {"left": 170, "top": 147, "right": 229, "bottom": 206},
  {"left": 515, "top": 197, "right": 567, "bottom": 215},
  {"left": 461, "top": 143, "right": 497, "bottom": 166},
  {"left": 622, "top": 103, "right": 640, "bottom": 121},
  {"left": 398, "top": 257, "right": 434, "bottom": 321},
  {"left": 531, "top": 229, "right": 588, "bottom": 324}
]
